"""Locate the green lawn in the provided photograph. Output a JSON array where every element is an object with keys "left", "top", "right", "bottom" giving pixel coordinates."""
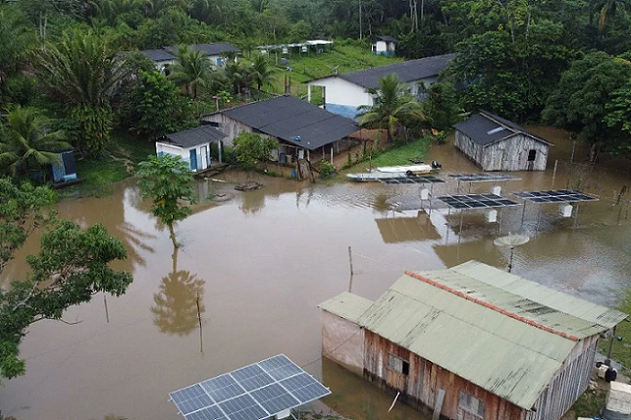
[
  {"left": 340, "top": 137, "right": 431, "bottom": 175},
  {"left": 74, "top": 130, "right": 154, "bottom": 194},
  {"left": 255, "top": 43, "right": 403, "bottom": 103}
]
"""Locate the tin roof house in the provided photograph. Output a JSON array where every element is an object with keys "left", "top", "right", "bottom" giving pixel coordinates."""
[
  {"left": 156, "top": 125, "right": 226, "bottom": 172},
  {"left": 319, "top": 260, "right": 627, "bottom": 420},
  {"left": 307, "top": 53, "right": 454, "bottom": 118},
  {"left": 454, "top": 112, "right": 552, "bottom": 171}
]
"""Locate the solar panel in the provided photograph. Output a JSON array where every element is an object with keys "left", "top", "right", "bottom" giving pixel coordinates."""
[
  {"left": 449, "top": 173, "right": 520, "bottom": 183},
  {"left": 514, "top": 189, "right": 598, "bottom": 204},
  {"left": 437, "top": 194, "right": 521, "bottom": 210},
  {"left": 380, "top": 175, "right": 445, "bottom": 185},
  {"left": 169, "top": 355, "right": 331, "bottom": 420}
]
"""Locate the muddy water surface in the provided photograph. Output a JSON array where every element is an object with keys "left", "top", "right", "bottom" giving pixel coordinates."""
[{"left": 2, "top": 128, "right": 631, "bottom": 420}]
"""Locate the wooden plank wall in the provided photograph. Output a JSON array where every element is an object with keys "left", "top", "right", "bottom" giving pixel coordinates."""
[
  {"left": 526, "top": 335, "right": 599, "bottom": 420},
  {"left": 363, "top": 330, "right": 527, "bottom": 420},
  {"left": 454, "top": 131, "right": 549, "bottom": 171}
]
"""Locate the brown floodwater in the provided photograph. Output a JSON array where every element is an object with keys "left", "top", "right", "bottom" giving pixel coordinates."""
[{"left": 2, "top": 127, "right": 631, "bottom": 420}]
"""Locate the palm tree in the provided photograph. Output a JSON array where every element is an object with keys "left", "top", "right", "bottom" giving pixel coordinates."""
[
  {"left": 250, "top": 53, "right": 275, "bottom": 95},
  {"left": 169, "top": 46, "right": 213, "bottom": 98},
  {"left": 225, "top": 61, "right": 253, "bottom": 95},
  {"left": 592, "top": 0, "right": 631, "bottom": 28},
  {"left": 32, "top": 30, "right": 128, "bottom": 107},
  {"left": 0, "top": 107, "right": 72, "bottom": 178},
  {"left": 356, "top": 74, "right": 426, "bottom": 143}
]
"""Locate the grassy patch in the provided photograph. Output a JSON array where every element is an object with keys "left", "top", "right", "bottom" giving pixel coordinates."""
[
  {"left": 256, "top": 43, "right": 403, "bottom": 103},
  {"left": 340, "top": 137, "right": 431, "bottom": 175},
  {"left": 73, "top": 130, "right": 154, "bottom": 195},
  {"left": 598, "top": 288, "right": 631, "bottom": 374},
  {"left": 569, "top": 386, "right": 606, "bottom": 418}
]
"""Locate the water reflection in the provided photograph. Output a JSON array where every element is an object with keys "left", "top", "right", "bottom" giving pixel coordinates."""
[
  {"left": 375, "top": 212, "right": 441, "bottom": 243},
  {"left": 151, "top": 247, "right": 206, "bottom": 336},
  {"left": 240, "top": 191, "right": 266, "bottom": 214}
]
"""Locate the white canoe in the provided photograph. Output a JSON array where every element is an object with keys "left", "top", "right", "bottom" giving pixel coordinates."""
[
  {"left": 346, "top": 172, "right": 406, "bottom": 182},
  {"left": 376, "top": 164, "right": 433, "bottom": 174}
]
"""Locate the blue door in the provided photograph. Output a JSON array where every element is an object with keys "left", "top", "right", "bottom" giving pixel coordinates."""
[{"left": 189, "top": 149, "right": 197, "bottom": 170}]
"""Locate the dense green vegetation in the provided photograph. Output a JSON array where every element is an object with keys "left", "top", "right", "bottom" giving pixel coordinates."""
[{"left": 1, "top": 0, "right": 631, "bottom": 189}]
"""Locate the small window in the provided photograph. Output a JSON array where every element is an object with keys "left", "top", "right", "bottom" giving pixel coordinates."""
[
  {"left": 388, "top": 354, "right": 410, "bottom": 375},
  {"left": 459, "top": 390, "right": 485, "bottom": 419},
  {"left": 528, "top": 149, "right": 537, "bottom": 161},
  {"left": 207, "top": 121, "right": 220, "bottom": 128}
]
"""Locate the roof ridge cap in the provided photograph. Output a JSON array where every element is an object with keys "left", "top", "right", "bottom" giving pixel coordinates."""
[{"left": 404, "top": 270, "right": 579, "bottom": 341}]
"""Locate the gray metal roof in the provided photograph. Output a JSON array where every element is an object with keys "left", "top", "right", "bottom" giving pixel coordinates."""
[
  {"left": 163, "top": 126, "right": 227, "bottom": 149},
  {"left": 324, "top": 53, "right": 454, "bottom": 89},
  {"left": 454, "top": 111, "right": 551, "bottom": 147},
  {"left": 140, "top": 49, "right": 175, "bottom": 62},
  {"left": 348, "top": 261, "right": 626, "bottom": 410},
  {"left": 218, "top": 95, "right": 360, "bottom": 150},
  {"left": 318, "top": 292, "right": 373, "bottom": 323},
  {"left": 166, "top": 43, "right": 240, "bottom": 57},
  {"left": 376, "top": 35, "right": 397, "bottom": 43}
]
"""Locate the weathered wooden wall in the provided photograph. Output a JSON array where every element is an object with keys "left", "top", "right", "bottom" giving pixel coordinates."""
[
  {"left": 321, "top": 311, "right": 365, "bottom": 375},
  {"left": 526, "top": 335, "right": 599, "bottom": 420},
  {"left": 363, "top": 330, "right": 527, "bottom": 420},
  {"left": 455, "top": 132, "right": 549, "bottom": 172}
]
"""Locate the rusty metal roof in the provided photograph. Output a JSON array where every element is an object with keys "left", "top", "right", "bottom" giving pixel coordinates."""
[
  {"left": 318, "top": 292, "right": 373, "bottom": 323},
  {"left": 356, "top": 261, "right": 627, "bottom": 410}
]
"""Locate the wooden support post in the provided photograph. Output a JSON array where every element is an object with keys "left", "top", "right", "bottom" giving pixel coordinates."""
[
  {"left": 103, "top": 293, "right": 109, "bottom": 323},
  {"left": 197, "top": 293, "right": 203, "bottom": 354},
  {"left": 330, "top": 147, "right": 333, "bottom": 164},
  {"left": 307, "top": 84, "right": 312, "bottom": 103},
  {"left": 348, "top": 246, "right": 354, "bottom": 277},
  {"left": 551, "top": 159, "right": 558, "bottom": 189}
]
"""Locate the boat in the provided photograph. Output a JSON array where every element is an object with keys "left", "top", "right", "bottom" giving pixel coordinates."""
[
  {"left": 375, "top": 164, "right": 433, "bottom": 174},
  {"left": 347, "top": 163, "right": 438, "bottom": 182}
]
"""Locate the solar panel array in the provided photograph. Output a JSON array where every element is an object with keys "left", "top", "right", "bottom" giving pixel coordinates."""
[
  {"left": 437, "top": 194, "right": 521, "bottom": 209},
  {"left": 514, "top": 189, "right": 598, "bottom": 204},
  {"left": 380, "top": 175, "right": 445, "bottom": 185},
  {"left": 170, "top": 355, "right": 330, "bottom": 420},
  {"left": 449, "top": 173, "right": 520, "bottom": 183}
]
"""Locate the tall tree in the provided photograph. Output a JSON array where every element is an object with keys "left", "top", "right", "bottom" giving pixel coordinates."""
[
  {"left": 250, "top": 53, "right": 275, "bottom": 94},
  {"left": 0, "top": 107, "right": 71, "bottom": 178},
  {"left": 225, "top": 61, "right": 253, "bottom": 95},
  {"left": 137, "top": 154, "right": 196, "bottom": 248},
  {"left": 169, "top": 46, "right": 213, "bottom": 98},
  {"left": 356, "top": 74, "right": 425, "bottom": 142},
  {"left": 0, "top": 179, "right": 133, "bottom": 379},
  {"left": 543, "top": 51, "right": 631, "bottom": 161},
  {"left": 32, "top": 30, "right": 129, "bottom": 157}
]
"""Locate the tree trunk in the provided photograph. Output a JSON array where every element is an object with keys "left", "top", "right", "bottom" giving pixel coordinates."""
[{"left": 168, "top": 224, "right": 178, "bottom": 248}]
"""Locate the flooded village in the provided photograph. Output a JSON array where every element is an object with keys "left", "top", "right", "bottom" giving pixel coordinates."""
[
  {"left": 4, "top": 2, "right": 631, "bottom": 419},
  {"left": 2, "top": 125, "right": 631, "bottom": 420}
]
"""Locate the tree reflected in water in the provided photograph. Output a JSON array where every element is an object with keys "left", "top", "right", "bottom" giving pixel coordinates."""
[{"left": 151, "top": 247, "right": 206, "bottom": 336}]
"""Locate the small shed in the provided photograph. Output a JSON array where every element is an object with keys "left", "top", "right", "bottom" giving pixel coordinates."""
[
  {"left": 372, "top": 36, "right": 397, "bottom": 55},
  {"left": 454, "top": 111, "right": 552, "bottom": 171},
  {"left": 156, "top": 125, "right": 226, "bottom": 172},
  {"left": 319, "top": 260, "right": 627, "bottom": 420}
]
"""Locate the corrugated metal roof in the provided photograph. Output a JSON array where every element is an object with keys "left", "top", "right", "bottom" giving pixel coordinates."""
[
  {"left": 355, "top": 261, "right": 627, "bottom": 410},
  {"left": 318, "top": 292, "right": 373, "bottom": 323},
  {"left": 162, "top": 126, "right": 227, "bottom": 148},
  {"left": 218, "top": 95, "right": 360, "bottom": 150},
  {"left": 451, "top": 261, "right": 627, "bottom": 329},
  {"left": 453, "top": 111, "right": 551, "bottom": 147}
]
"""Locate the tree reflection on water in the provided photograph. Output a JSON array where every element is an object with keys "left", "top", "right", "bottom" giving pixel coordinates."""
[{"left": 151, "top": 247, "right": 206, "bottom": 336}]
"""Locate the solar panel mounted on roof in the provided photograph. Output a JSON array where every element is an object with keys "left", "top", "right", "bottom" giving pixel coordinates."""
[
  {"left": 169, "top": 355, "right": 330, "bottom": 420},
  {"left": 513, "top": 189, "right": 598, "bottom": 204}
]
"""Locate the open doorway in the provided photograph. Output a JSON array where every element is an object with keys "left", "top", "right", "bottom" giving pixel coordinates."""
[{"left": 527, "top": 149, "right": 536, "bottom": 171}]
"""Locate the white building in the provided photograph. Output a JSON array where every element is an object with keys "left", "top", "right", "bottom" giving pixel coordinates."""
[
  {"left": 372, "top": 35, "right": 397, "bottom": 55},
  {"left": 307, "top": 53, "right": 455, "bottom": 118},
  {"left": 139, "top": 49, "right": 176, "bottom": 73},
  {"left": 156, "top": 125, "right": 227, "bottom": 172}
]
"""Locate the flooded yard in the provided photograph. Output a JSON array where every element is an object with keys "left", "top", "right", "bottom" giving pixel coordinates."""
[{"left": 2, "top": 127, "right": 631, "bottom": 420}]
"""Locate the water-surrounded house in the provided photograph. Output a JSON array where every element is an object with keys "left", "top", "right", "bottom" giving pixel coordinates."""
[
  {"left": 156, "top": 125, "right": 227, "bottom": 172},
  {"left": 306, "top": 53, "right": 455, "bottom": 118},
  {"left": 202, "top": 95, "right": 360, "bottom": 163},
  {"left": 372, "top": 36, "right": 397, "bottom": 55},
  {"left": 454, "top": 112, "right": 552, "bottom": 171},
  {"left": 319, "top": 260, "right": 627, "bottom": 420}
]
